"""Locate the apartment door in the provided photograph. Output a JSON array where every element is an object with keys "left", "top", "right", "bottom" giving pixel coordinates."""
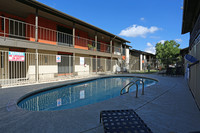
[{"left": 57, "top": 26, "right": 73, "bottom": 46}]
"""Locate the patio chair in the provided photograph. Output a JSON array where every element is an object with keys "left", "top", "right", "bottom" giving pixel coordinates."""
[{"left": 100, "top": 109, "right": 152, "bottom": 133}]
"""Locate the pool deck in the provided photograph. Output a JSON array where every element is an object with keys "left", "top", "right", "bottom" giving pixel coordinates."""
[{"left": 0, "top": 74, "right": 200, "bottom": 133}]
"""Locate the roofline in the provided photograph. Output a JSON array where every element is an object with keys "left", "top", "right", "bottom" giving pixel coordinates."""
[
  {"left": 16, "top": 0, "right": 130, "bottom": 43},
  {"left": 130, "top": 49, "right": 155, "bottom": 56}
]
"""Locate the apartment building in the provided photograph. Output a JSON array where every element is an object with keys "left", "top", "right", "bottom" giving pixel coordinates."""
[
  {"left": 129, "top": 49, "right": 156, "bottom": 72},
  {"left": 0, "top": 0, "right": 130, "bottom": 86},
  {"left": 182, "top": 0, "right": 200, "bottom": 107}
]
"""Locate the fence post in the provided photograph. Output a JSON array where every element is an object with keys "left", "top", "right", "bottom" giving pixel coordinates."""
[
  {"left": 105, "top": 58, "right": 106, "bottom": 73},
  {"left": 96, "top": 55, "right": 97, "bottom": 74},
  {"left": 90, "top": 57, "right": 92, "bottom": 74},
  {"left": 35, "top": 49, "right": 39, "bottom": 83},
  {"left": 73, "top": 53, "right": 75, "bottom": 76}
]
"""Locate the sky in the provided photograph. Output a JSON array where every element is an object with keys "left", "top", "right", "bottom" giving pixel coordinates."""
[{"left": 37, "top": 0, "right": 189, "bottom": 54}]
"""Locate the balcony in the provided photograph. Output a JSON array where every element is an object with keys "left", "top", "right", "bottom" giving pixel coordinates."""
[{"left": 0, "top": 16, "right": 122, "bottom": 55}]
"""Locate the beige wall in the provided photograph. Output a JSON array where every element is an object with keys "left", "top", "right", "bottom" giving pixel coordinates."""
[{"left": 189, "top": 41, "right": 200, "bottom": 108}]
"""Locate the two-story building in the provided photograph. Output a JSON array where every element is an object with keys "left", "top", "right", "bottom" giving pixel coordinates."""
[
  {"left": 0, "top": 0, "right": 130, "bottom": 86},
  {"left": 129, "top": 49, "right": 156, "bottom": 72}
]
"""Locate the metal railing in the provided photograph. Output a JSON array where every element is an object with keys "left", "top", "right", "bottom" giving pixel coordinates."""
[
  {"left": 0, "top": 15, "right": 121, "bottom": 54},
  {"left": 120, "top": 79, "right": 145, "bottom": 97},
  {"left": 135, "top": 79, "right": 144, "bottom": 95},
  {"left": 0, "top": 50, "right": 123, "bottom": 87},
  {"left": 120, "top": 81, "right": 138, "bottom": 98}
]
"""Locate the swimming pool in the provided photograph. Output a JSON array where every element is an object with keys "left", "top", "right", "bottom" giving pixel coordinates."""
[{"left": 18, "top": 76, "right": 157, "bottom": 111}]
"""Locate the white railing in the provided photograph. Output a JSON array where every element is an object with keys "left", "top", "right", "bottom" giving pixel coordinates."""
[
  {"left": 0, "top": 15, "right": 121, "bottom": 54},
  {"left": 0, "top": 50, "right": 123, "bottom": 87}
]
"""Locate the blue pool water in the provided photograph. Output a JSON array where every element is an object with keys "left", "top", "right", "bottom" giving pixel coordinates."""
[{"left": 18, "top": 77, "right": 157, "bottom": 111}]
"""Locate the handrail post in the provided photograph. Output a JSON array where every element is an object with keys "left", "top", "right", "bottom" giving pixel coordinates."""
[
  {"left": 141, "top": 81, "right": 144, "bottom": 95},
  {"left": 4, "top": 17, "right": 6, "bottom": 40},
  {"left": 135, "top": 84, "right": 138, "bottom": 98}
]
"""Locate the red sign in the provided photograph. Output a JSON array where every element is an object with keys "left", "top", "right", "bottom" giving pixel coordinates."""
[{"left": 9, "top": 51, "right": 25, "bottom": 62}]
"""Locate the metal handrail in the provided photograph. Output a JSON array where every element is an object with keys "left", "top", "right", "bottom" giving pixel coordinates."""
[
  {"left": 120, "top": 81, "right": 139, "bottom": 98},
  {"left": 135, "top": 79, "right": 145, "bottom": 95}
]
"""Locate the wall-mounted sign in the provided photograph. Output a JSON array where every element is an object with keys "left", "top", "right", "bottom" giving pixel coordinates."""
[
  {"left": 80, "top": 57, "right": 84, "bottom": 65},
  {"left": 56, "top": 55, "right": 61, "bottom": 62},
  {"left": 9, "top": 51, "right": 25, "bottom": 62}
]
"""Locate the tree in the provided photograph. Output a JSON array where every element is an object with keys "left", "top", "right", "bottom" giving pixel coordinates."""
[{"left": 155, "top": 40, "right": 180, "bottom": 68}]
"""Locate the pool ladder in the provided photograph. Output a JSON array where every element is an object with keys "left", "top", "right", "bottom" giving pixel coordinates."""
[{"left": 120, "top": 79, "right": 144, "bottom": 98}]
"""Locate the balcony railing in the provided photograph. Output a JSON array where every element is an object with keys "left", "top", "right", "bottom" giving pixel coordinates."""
[{"left": 0, "top": 15, "right": 121, "bottom": 54}]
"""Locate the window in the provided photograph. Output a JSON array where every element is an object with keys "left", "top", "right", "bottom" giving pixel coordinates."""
[{"left": 1, "top": 52, "right": 4, "bottom": 68}]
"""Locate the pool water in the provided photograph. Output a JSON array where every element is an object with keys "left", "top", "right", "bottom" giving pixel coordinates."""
[{"left": 18, "top": 77, "right": 157, "bottom": 111}]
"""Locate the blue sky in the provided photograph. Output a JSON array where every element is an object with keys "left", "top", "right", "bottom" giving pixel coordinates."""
[{"left": 37, "top": 0, "right": 189, "bottom": 54}]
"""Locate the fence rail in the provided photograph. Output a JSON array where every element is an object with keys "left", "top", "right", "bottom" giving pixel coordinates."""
[{"left": 0, "top": 50, "right": 123, "bottom": 87}]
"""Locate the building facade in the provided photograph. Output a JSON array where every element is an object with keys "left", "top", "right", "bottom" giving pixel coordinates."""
[
  {"left": 182, "top": 0, "right": 200, "bottom": 108},
  {"left": 129, "top": 49, "right": 156, "bottom": 72},
  {"left": 0, "top": 0, "right": 130, "bottom": 87}
]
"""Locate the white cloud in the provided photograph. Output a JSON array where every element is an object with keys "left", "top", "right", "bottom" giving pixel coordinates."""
[
  {"left": 175, "top": 38, "right": 182, "bottom": 42},
  {"left": 119, "top": 25, "right": 160, "bottom": 38},
  {"left": 158, "top": 40, "right": 165, "bottom": 44},
  {"left": 140, "top": 17, "right": 145, "bottom": 21},
  {"left": 145, "top": 42, "right": 155, "bottom": 54},
  {"left": 147, "top": 42, "right": 153, "bottom": 47}
]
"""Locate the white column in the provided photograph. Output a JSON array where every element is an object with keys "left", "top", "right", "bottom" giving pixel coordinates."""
[
  {"left": 73, "top": 23, "right": 75, "bottom": 47},
  {"left": 140, "top": 54, "right": 143, "bottom": 71},
  {"left": 95, "top": 32, "right": 97, "bottom": 51}
]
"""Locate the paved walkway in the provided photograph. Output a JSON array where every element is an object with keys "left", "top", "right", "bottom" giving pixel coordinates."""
[{"left": 0, "top": 74, "right": 200, "bottom": 133}]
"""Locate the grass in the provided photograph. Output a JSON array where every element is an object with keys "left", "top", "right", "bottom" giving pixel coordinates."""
[{"left": 129, "top": 70, "right": 159, "bottom": 74}]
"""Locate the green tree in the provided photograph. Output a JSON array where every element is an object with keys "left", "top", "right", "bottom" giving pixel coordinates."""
[{"left": 155, "top": 40, "right": 180, "bottom": 68}]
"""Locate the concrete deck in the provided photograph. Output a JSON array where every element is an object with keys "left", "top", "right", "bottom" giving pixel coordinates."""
[{"left": 0, "top": 74, "right": 200, "bottom": 133}]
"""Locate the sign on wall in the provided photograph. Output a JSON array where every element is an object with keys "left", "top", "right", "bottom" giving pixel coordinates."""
[
  {"left": 56, "top": 55, "right": 61, "bottom": 62},
  {"left": 9, "top": 51, "right": 25, "bottom": 62},
  {"left": 80, "top": 57, "right": 84, "bottom": 65}
]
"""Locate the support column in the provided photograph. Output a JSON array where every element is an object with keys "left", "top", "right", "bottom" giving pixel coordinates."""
[
  {"left": 73, "top": 53, "right": 75, "bottom": 75},
  {"left": 73, "top": 23, "right": 75, "bottom": 47},
  {"left": 140, "top": 54, "right": 143, "bottom": 71},
  {"left": 35, "top": 8, "right": 39, "bottom": 83},
  {"left": 96, "top": 55, "right": 97, "bottom": 74},
  {"left": 110, "top": 39, "right": 113, "bottom": 72},
  {"left": 95, "top": 32, "right": 97, "bottom": 51},
  {"left": 35, "top": 9, "right": 38, "bottom": 42},
  {"left": 144, "top": 55, "right": 146, "bottom": 71}
]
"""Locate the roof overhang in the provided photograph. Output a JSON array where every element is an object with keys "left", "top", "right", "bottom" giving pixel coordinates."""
[
  {"left": 16, "top": 0, "right": 130, "bottom": 43},
  {"left": 182, "top": 0, "right": 200, "bottom": 34},
  {"left": 130, "top": 49, "right": 155, "bottom": 56}
]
